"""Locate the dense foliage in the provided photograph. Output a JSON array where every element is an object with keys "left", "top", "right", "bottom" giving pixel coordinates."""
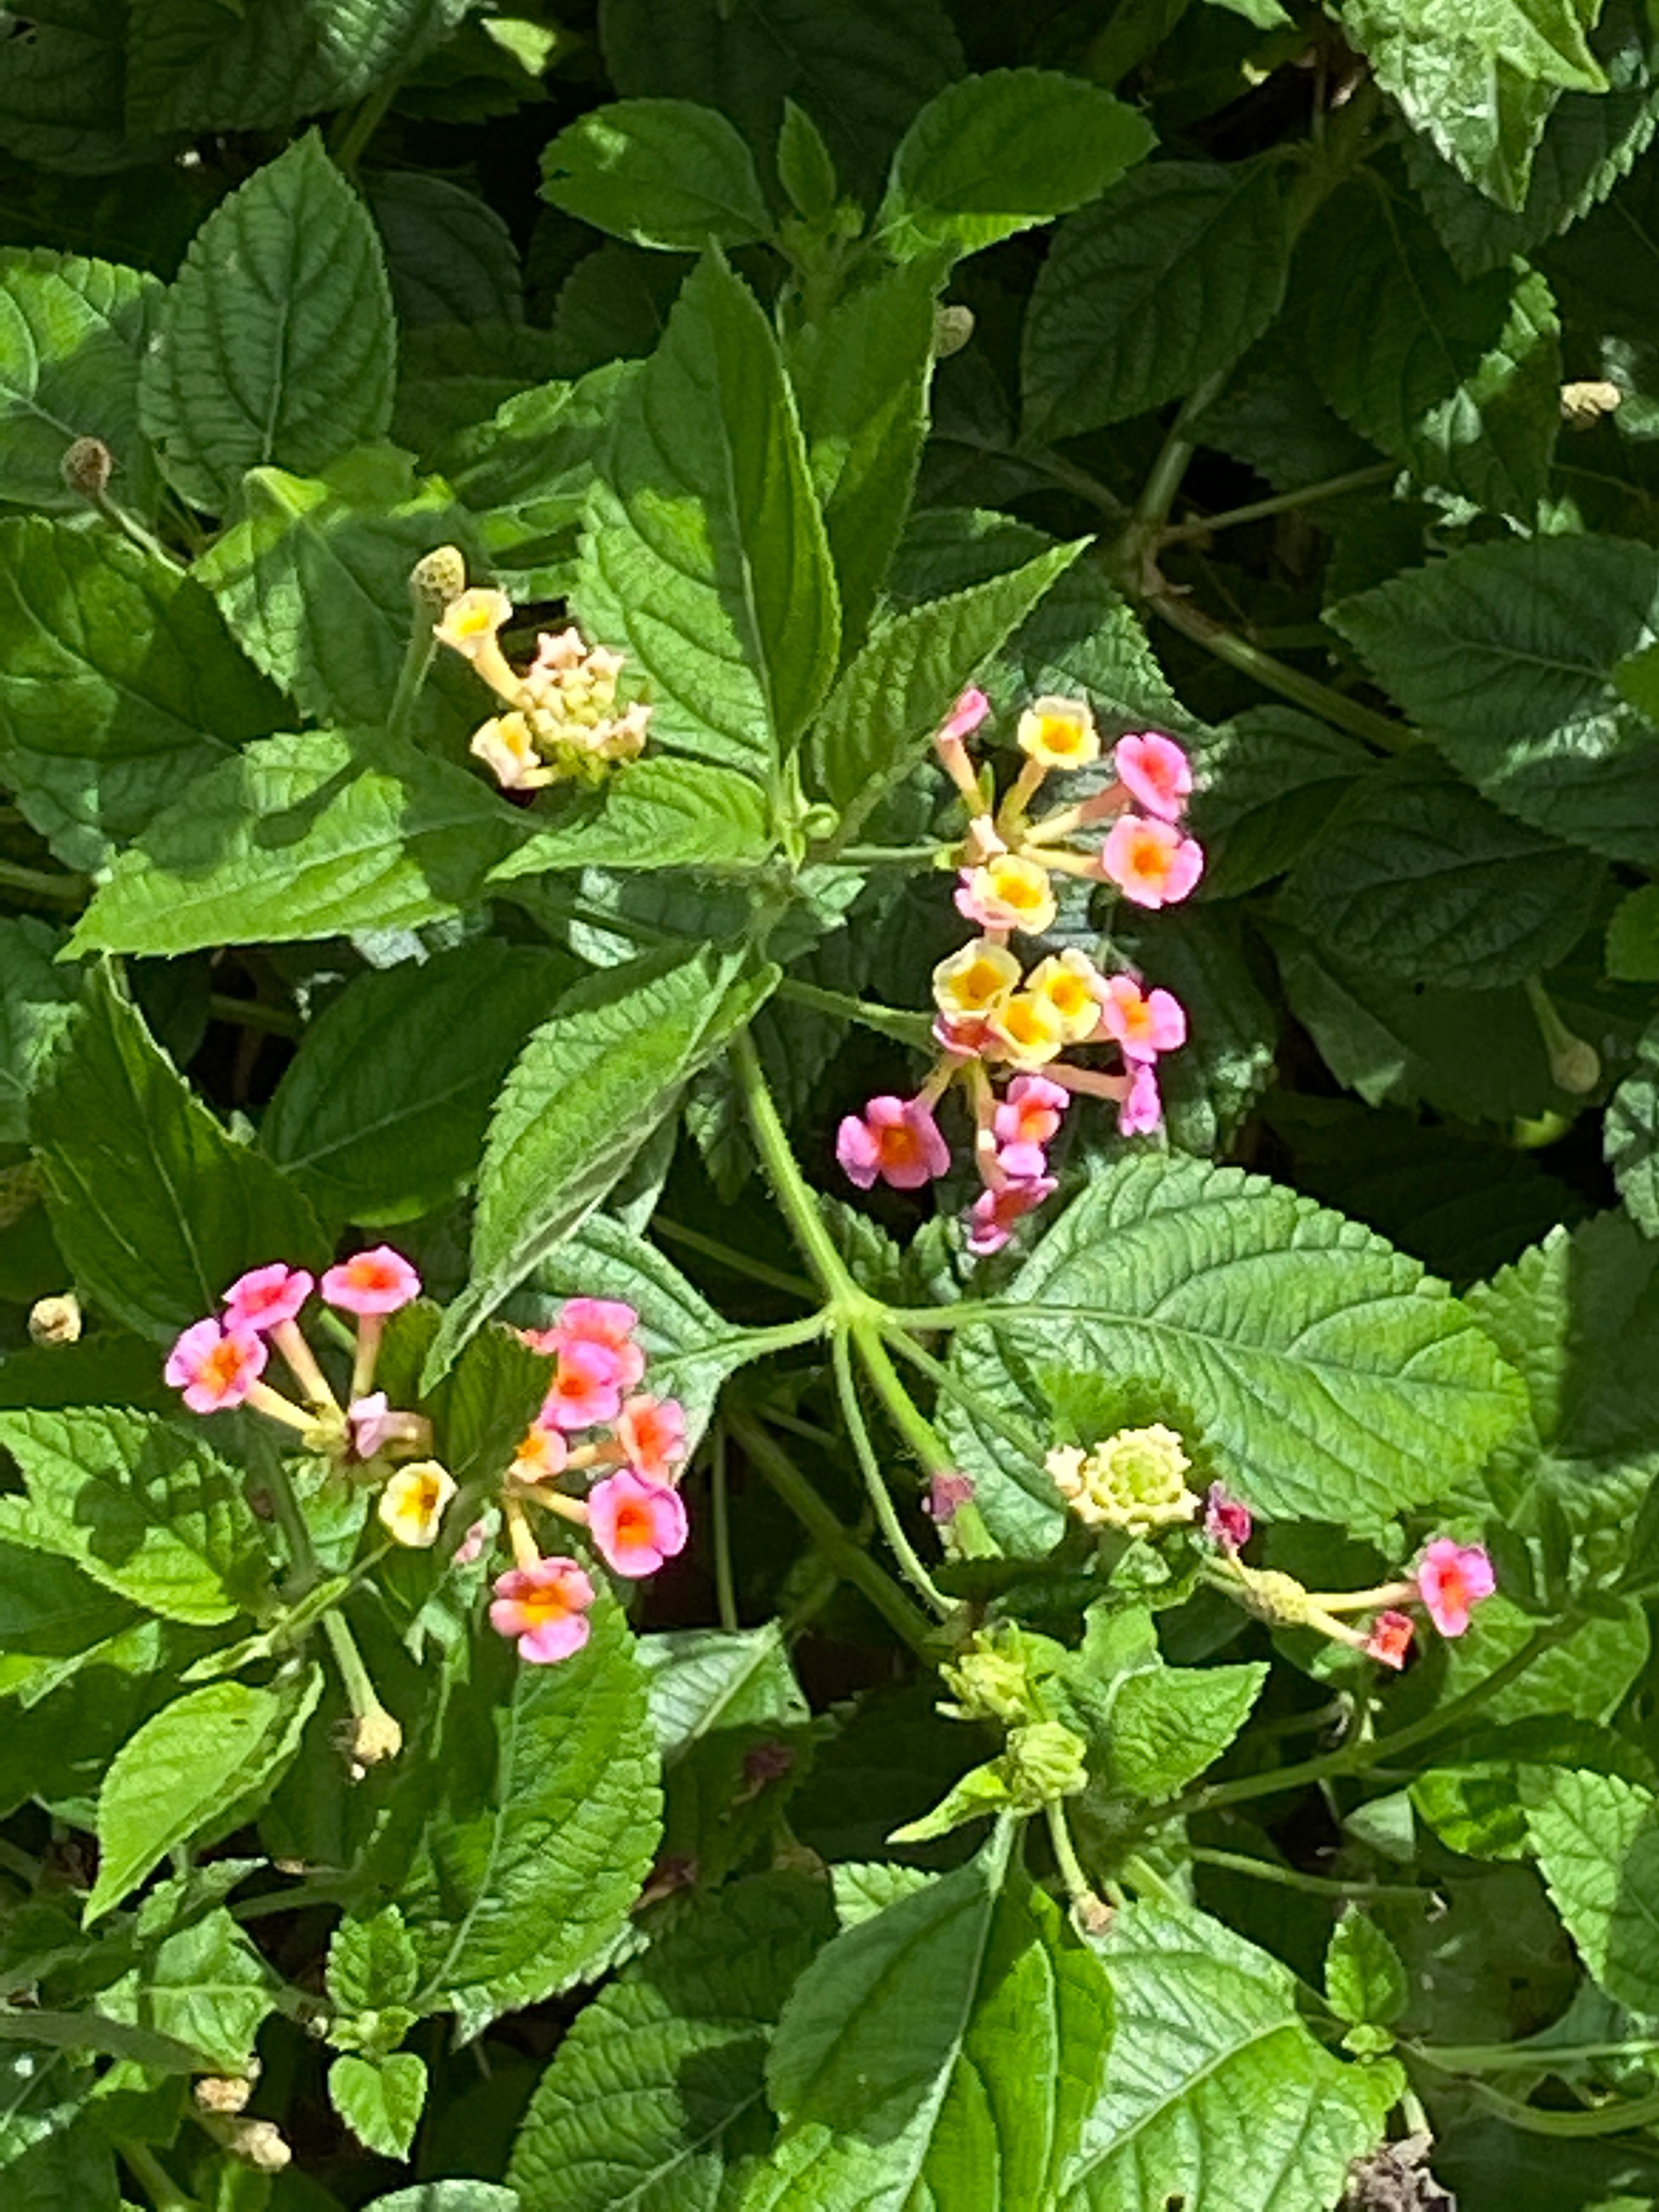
[{"left": 5, "top": 0, "right": 1659, "bottom": 2206}]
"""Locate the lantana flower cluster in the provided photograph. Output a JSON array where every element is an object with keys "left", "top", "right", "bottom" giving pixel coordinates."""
[
  {"left": 837, "top": 690, "right": 1203, "bottom": 1256},
  {"left": 433, "top": 586, "right": 651, "bottom": 793},
  {"left": 1042, "top": 1422, "right": 1496, "bottom": 1667},
  {"left": 164, "top": 1259, "right": 689, "bottom": 1671},
  {"left": 490, "top": 1298, "right": 690, "bottom": 1666}
]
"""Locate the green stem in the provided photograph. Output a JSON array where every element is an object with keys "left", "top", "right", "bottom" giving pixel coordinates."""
[
  {"left": 1183, "top": 1621, "right": 1570, "bottom": 1817},
  {"left": 254, "top": 1434, "right": 320, "bottom": 1590},
  {"left": 1147, "top": 586, "right": 1410, "bottom": 752},
  {"left": 1159, "top": 461, "right": 1397, "bottom": 546},
  {"left": 234, "top": 1876, "right": 357, "bottom": 1923},
  {"left": 1460, "top": 2083, "right": 1659, "bottom": 2138},
  {"left": 726, "top": 1408, "right": 937, "bottom": 1660},
  {"left": 0, "top": 1837, "right": 40, "bottom": 1884},
  {"left": 387, "top": 625, "right": 437, "bottom": 745},
  {"left": 653, "top": 1216, "right": 817, "bottom": 1300},
  {"left": 828, "top": 843, "right": 952, "bottom": 866},
  {"left": 1018, "top": 448, "right": 1128, "bottom": 521},
  {"left": 91, "top": 486, "right": 184, "bottom": 570},
  {"left": 733, "top": 1031, "right": 862, "bottom": 1306},
  {"left": 1133, "top": 370, "right": 1230, "bottom": 532},
  {"left": 321, "top": 1609, "right": 400, "bottom": 1754},
  {"left": 710, "top": 1419, "right": 740, "bottom": 1633},
  {"left": 833, "top": 1330, "right": 953, "bottom": 1618},
  {"left": 1121, "top": 1850, "right": 1186, "bottom": 1910},
  {"left": 879, "top": 1324, "right": 1046, "bottom": 1464},
  {"left": 331, "top": 81, "right": 396, "bottom": 176},
  {"left": 118, "top": 2141, "right": 203, "bottom": 2212},
  {"left": 774, "top": 976, "right": 935, "bottom": 1050},
  {"left": 1186, "top": 1846, "right": 1432, "bottom": 1900},
  {"left": 0, "top": 858, "right": 87, "bottom": 907},
  {"left": 1046, "top": 1799, "right": 1093, "bottom": 1903},
  {"left": 210, "top": 992, "right": 301, "bottom": 1039}
]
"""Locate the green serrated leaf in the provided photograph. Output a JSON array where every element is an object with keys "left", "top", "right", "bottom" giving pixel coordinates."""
[
  {"left": 1302, "top": 181, "right": 1561, "bottom": 515},
  {"left": 744, "top": 1826, "right": 1111, "bottom": 2209},
  {"left": 1327, "top": 1913, "right": 1409, "bottom": 2028},
  {"left": 874, "top": 68, "right": 1155, "bottom": 261},
  {"left": 0, "top": 1406, "right": 268, "bottom": 1626},
  {"left": 70, "top": 730, "right": 522, "bottom": 960},
  {"left": 194, "top": 447, "right": 486, "bottom": 746},
  {"left": 540, "top": 98, "right": 774, "bottom": 251},
  {"left": 1342, "top": 0, "right": 1606, "bottom": 208},
  {"left": 1060, "top": 1903, "right": 1399, "bottom": 2207},
  {"left": 0, "top": 247, "right": 160, "bottom": 514},
  {"left": 1528, "top": 1768, "right": 1659, "bottom": 2011},
  {"left": 0, "top": 516, "right": 281, "bottom": 764},
  {"left": 0, "top": 917, "right": 78, "bottom": 1148},
  {"left": 428, "top": 947, "right": 777, "bottom": 1380},
  {"left": 807, "top": 535, "right": 1085, "bottom": 825},
  {"left": 330, "top": 2051, "right": 428, "bottom": 2161},
  {"left": 507, "top": 1871, "right": 833, "bottom": 2212},
  {"left": 1109, "top": 1659, "right": 1267, "bottom": 1801},
  {"left": 1607, "top": 1014, "right": 1659, "bottom": 1237},
  {"left": 1195, "top": 708, "right": 1371, "bottom": 898},
  {"left": 1414, "top": 1716, "right": 1656, "bottom": 1858},
  {"left": 86, "top": 1669, "right": 322, "bottom": 1918},
  {"left": 487, "top": 759, "right": 776, "bottom": 886},
  {"left": 33, "top": 973, "right": 325, "bottom": 1339},
  {"left": 369, "top": 171, "right": 523, "bottom": 329},
  {"left": 95, "top": 1903, "right": 277, "bottom": 2074},
  {"left": 575, "top": 254, "right": 840, "bottom": 771},
  {"left": 1328, "top": 534, "right": 1659, "bottom": 865},
  {"left": 125, "top": 0, "right": 470, "bottom": 133},
  {"left": 397, "top": 1599, "right": 661, "bottom": 2035},
  {"left": 262, "top": 942, "right": 570, "bottom": 1226},
  {"left": 941, "top": 1154, "right": 1525, "bottom": 1553},
  {"left": 328, "top": 1907, "right": 421, "bottom": 2016},
  {"left": 777, "top": 97, "right": 838, "bottom": 219},
  {"left": 139, "top": 132, "right": 397, "bottom": 511},
  {"left": 597, "top": 0, "right": 964, "bottom": 203},
  {"left": 786, "top": 258, "right": 938, "bottom": 662},
  {"left": 1277, "top": 752, "right": 1605, "bottom": 988},
  {"left": 1022, "top": 160, "right": 1290, "bottom": 439}
]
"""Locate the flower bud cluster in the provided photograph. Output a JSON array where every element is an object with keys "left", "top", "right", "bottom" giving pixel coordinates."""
[
  {"left": 837, "top": 689, "right": 1202, "bottom": 1258},
  {"left": 433, "top": 586, "right": 651, "bottom": 792},
  {"left": 489, "top": 1299, "right": 691, "bottom": 1664},
  {"left": 1045, "top": 1424, "right": 1200, "bottom": 1537}
]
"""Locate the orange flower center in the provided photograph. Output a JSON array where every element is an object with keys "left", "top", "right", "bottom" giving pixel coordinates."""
[
  {"left": 521, "top": 1581, "right": 575, "bottom": 1626},
  {"left": 614, "top": 1500, "right": 654, "bottom": 1546},
  {"left": 1126, "top": 835, "right": 1172, "bottom": 884},
  {"left": 204, "top": 1339, "right": 247, "bottom": 1390},
  {"left": 1036, "top": 715, "right": 1085, "bottom": 755},
  {"left": 1045, "top": 974, "right": 1093, "bottom": 1019}
]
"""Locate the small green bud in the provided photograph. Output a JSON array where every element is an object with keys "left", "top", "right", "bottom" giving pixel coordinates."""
[
  {"left": 409, "top": 543, "right": 468, "bottom": 617},
  {"left": 1004, "top": 1720, "right": 1090, "bottom": 1808},
  {"left": 61, "top": 435, "right": 112, "bottom": 501}
]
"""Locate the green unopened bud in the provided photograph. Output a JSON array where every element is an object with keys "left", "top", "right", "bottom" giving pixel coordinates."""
[
  {"left": 934, "top": 304, "right": 974, "bottom": 358},
  {"left": 1047, "top": 1425, "right": 1199, "bottom": 1537},
  {"left": 61, "top": 435, "right": 112, "bottom": 501},
  {"left": 1004, "top": 1720, "right": 1089, "bottom": 1807},
  {"left": 27, "top": 1294, "right": 81, "bottom": 1347},
  {"left": 409, "top": 543, "right": 468, "bottom": 618},
  {"left": 944, "top": 1639, "right": 1035, "bottom": 1728}
]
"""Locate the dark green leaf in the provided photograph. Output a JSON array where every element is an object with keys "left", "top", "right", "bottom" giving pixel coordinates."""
[
  {"left": 139, "top": 133, "right": 397, "bottom": 511},
  {"left": 0, "top": 247, "right": 159, "bottom": 514},
  {"left": 0, "top": 917, "right": 78, "bottom": 1147},
  {"left": 1607, "top": 1014, "right": 1659, "bottom": 1237},
  {"left": 428, "top": 947, "right": 777, "bottom": 1379},
  {"left": 369, "top": 171, "right": 523, "bottom": 328},
  {"left": 576, "top": 255, "right": 840, "bottom": 771},
  {"left": 875, "top": 69, "right": 1155, "bottom": 261},
  {"left": 70, "top": 730, "right": 522, "bottom": 959},
  {"left": 540, "top": 99, "right": 773, "bottom": 252},
  {"left": 487, "top": 759, "right": 775, "bottom": 885},
  {"left": 262, "top": 942, "right": 570, "bottom": 1226},
  {"left": 33, "top": 973, "right": 326, "bottom": 1339},
  {"left": 1022, "top": 161, "right": 1290, "bottom": 439}
]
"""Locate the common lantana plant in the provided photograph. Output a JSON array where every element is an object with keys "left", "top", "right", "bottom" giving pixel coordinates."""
[{"left": 838, "top": 689, "right": 1201, "bottom": 1254}]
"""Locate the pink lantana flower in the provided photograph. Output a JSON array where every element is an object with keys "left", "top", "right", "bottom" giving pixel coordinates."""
[
  {"left": 454, "top": 1519, "right": 490, "bottom": 1568},
  {"left": 321, "top": 1246, "right": 421, "bottom": 1315},
  {"left": 966, "top": 1171, "right": 1056, "bottom": 1257},
  {"left": 1099, "top": 816, "right": 1205, "bottom": 910},
  {"left": 1115, "top": 732, "right": 1193, "bottom": 822},
  {"left": 1365, "top": 1610, "right": 1417, "bottom": 1669},
  {"left": 836, "top": 1096, "right": 951, "bottom": 1192},
  {"left": 511, "top": 1420, "right": 569, "bottom": 1483},
  {"left": 544, "top": 1340, "right": 624, "bottom": 1432},
  {"left": 223, "top": 1263, "right": 313, "bottom": 1333},
  {"left": 1119, "top": 1062, "right": 1163, "bottom": 1136},
  {"left": 347, "top": 1393, "right": 430, "bottom": 1460},
  {"left": 1204, "top": 1483, "right": 1252, "bottom": 1554},
  {"left": 994, "top": 1074, "right": 1069, "bottom": 1152},
  {"left": 924, "top": 1470, "right": 977, "bottom": 1522},
  {"left": 1417, "top": 1541, "right": 1497, "bottom": 1638},
  {"left": 165, "top": 1318, "right": 268, "bottom": 1414},
  {"left": 490, "top": 1556, "right": 595, "bottom": 1663},
  {"left": 617, "top": 1394, "right": 687, "bottom": 1483},
  {"left": 588, "top": 1469, "right": 689, "bottom": 1577},
  {"left": 1097, "top": 975, "right": 1188, "bottom": 1063},
  {"left": 939, "top": 687, "right": 990, "bottom": 745},
  {"left": 552, "top": 1297, "right": 646, "bottom": 1390}
]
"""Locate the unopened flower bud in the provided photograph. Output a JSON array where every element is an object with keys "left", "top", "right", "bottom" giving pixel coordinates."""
[
  {"left": 27, "top": 1294, "right": 81, "bottom": 1347},
  {"left": 944, "top": 1640, "right": 1033, "bottom": 1728},
  {"left": 224, "top": 2118, "right": 290, "bottom": 2171},
  {"left": 409, "top": 543, "right": 468, "bottom": 617},
  {"left": 934, "top": 304, "right": 974, "bottom": 358},
  {"left": 1561, "top": 379, "right": 1622, "bottom": 429},
  {"left": 1047, "top": 1425, "right": 1199, "bottom": 1537},
  {"left": 1004, "top": 1719, "right": 1089, "bottom": 1806},
  {"left": 61, "top": 436, "right": 112, "bottom": 501},
  {"left": 341, "top": 1708, "right": 403, "bottom": 1773},
  {"left": 194, "top": 2073, "right": 256, "bottom": 2115},
  {"left": 1237, "top": 1566, "right": 1314, "bottom": 1628}
]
